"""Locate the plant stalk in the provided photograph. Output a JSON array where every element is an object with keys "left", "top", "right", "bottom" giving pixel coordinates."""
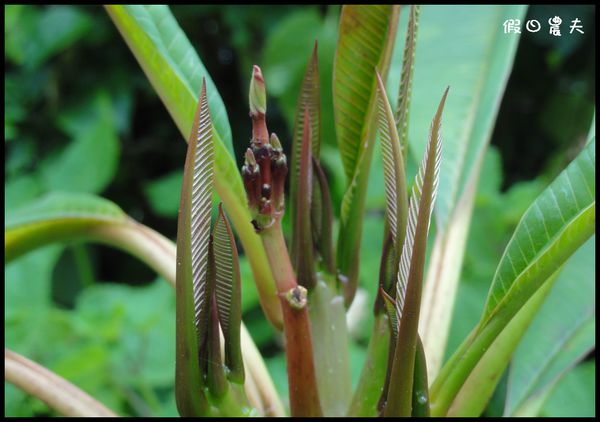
[
  {"left": 309, "top": 278, "right": 352, "bottom": 416},
  {"left": 5, "top": 349, "right": 118, "bottom": 417},
  {"left": 259, "top": 220, "right": 322, "bottom": 417},
  {"left": 347, "top": 313, "right": 391, "bottom": 416}
]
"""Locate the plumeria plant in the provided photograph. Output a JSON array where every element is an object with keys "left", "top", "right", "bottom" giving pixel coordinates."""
[{"left": 5, "top": 5, "right": 595, "bottom": 417}]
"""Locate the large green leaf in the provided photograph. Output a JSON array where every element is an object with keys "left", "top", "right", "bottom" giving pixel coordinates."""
[
  {"left": 106, "top": 5, "right": 231, "bottom": 151},
  {"left": 334, "top": 5, "right": 400, "bottom": 303},
  {"left": 105, "top": 5, "right": 281, "bottom": 329},
  {"left": 505, "top": 236, "right": 595, "bottom": 416},
  {"left": 388, "top": 5, "right": 526, "bottom": 231},
  {"left": 539, "top": 361, "right": 595, "bottom": 417},
  {"left": 41, "top": 92, "right": 120, "bottom": 195},
  {"left": 482, "top": 140, "right": 595, "bottom": 321},
  {"left": 430, "top": 140, "right": 596, "bottom": 416},
  {"left": 400, "top": 5, "right": 527, "bottom": 379}
]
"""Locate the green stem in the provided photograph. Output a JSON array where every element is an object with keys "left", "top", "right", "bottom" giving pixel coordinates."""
[
  {"left": 446, "top": 272, "right": 559, "bottom": 416},
  {"left": 429, "top": 300, "right": 526, "bottom": 416},
  {"left": 5, "top": 349, "right": 118, "bottom": 416},
  {"left": 309, "top": 279, "right": 352, "bottom": 416},
  {"left": 212, "top": 384, "right": 252, "bottom": 417},
  {"left": 259, "top": 220, "right": 322, "bottom": 417},
  {"left": 411, "top": 336, "right": 430, "bottom": 417},
  {"left": 347, "top": 314, "right": 390, "bottom": 416}
]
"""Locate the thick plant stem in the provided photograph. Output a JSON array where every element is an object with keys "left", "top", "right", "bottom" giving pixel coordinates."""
[
  {"left": 5, "top": 349, "right": 117, "bottom": 417},
  {"left": 309, "top": 279, "right": 352, "bottom": 416},
  {"left": 411, "top": 337, "right": 430, "bottom": 416},
  {"left": 259, "top": 220, "right": 322, "bottom": 417},
  {"left": 347, "top": 314, "right": 391, "bottom": 416}
]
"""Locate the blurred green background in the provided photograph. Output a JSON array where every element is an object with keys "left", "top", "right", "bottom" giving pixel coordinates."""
[{"left": 5, "top": 5, "right": 595, "bottom": 417}]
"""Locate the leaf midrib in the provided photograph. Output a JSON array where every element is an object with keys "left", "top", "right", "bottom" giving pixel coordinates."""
[{"left": 484, "top": 200, "right": 595, "bottom": 324}]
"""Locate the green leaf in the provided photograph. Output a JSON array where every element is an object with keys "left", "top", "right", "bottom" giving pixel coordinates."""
[
  {"left": 262, "top": 7, "right": 338, "bottom": 151},
  {"left": 143, "top": 170, "right": 184, "bottom": 218},
  {"left": 482, "top": 140, "right": 595, "bottom": 322},
  {"left": 106, "top": 5, "right": 231, "bottom": 152},
  {"left": 430, "top": 140, "right": 596, "bottom": 416},
  {"left": 213, "top": 204, "right": 244, "bottom": 384},
  {"left": 505, "top": 236, "right": 595, "bottom": 416},
  {"left": 410, "top": 6, "right": 526, "bottom": 379},
  {"left": 445, "top": 267, "right": 560, "bottom": 417},
  {"left": 175, "top": 81, "right": 214, "bottom": 416},
  {"left": 334, "top": 5, "right": 399, "bottom": 181},
  {"left": 385, "top": 88, "right": 448, "bottom": 417},
  {"left": 41, "top": 92, "right": 120, "bottom": 195},
  {"left": 334, "top": 5, "right": 400, "bottom": 303},
  {"left": 5, "top": 5, "right": 93, "bottom": 69},
  {"left": 539, "top": 361, "right": 595, "bottom": 417},
  {"left": 388, "top": 5, "right": 527, "bottom": 231},
  {"left": 106, "top": 4, "right": 282, "bottom": 330}
]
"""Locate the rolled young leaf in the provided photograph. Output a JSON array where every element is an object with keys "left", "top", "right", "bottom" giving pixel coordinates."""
[
  {"left": 5, "top": 198, "right": 282, "bottom": 415},
  {"left": 290, "top": 42, "right": 321, "bottom": 244},
  {"left": 385, "top": 88, "right": 448, "bottom": 416},
  {"left": 175, "top": 80, "right": 214, "bottom": 416},
  {"left": 311, "top": 158, "right": 335, "bottom": 275},
  {"left": 395, "top": 5, "right": 420, "bottom": 162},
  {"left": 375, "top": 70, "right": 408, "bottom": 271},
  {"left": 213, "top": 204, "right": 244, "bottom": 384},
  {"left": 294, "top": 109, "right": 317, "bottom": 290}
]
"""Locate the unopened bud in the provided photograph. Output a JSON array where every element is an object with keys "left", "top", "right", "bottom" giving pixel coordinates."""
[
  {"left": 270, "top": 133, "right": 282, "bottom": 151},
  {"left": 244, "top": 148, "right": 257, "bottom": 168},
  {"left": 271, "top": 135, "right": 288, "bottom": 212},
  {"left": 242, "top": 149, "right": 261, "bottom": 214},
  {"left": 249, "top": 65, "right": 266, "bottom": 116}
]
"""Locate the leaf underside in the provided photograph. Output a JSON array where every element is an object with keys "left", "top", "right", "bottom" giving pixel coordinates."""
[
  {"left": 385, "top": 88, "right": 448, "bottom": 417},
  {"left": 395, "top": 5, "right": 420, "bottom": 162},
  {"left": 213, "top": 204, "right": 244, "bottom": 383},
  {"left": 175, "top": 80, "right": 214, "bottom": 416}
]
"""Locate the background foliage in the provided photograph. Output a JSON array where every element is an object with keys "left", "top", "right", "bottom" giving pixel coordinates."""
[{"left": 5, "top": 5, "right": 595, "bottom": 416}]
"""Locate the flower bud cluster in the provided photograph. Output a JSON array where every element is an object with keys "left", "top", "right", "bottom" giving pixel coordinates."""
[{"left": 242, "top": 65, "right": 288, "bottom": 232}]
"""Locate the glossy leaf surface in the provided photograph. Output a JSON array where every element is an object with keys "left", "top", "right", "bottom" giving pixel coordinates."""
[
  {"left": 106, "top": 4, "right": 281, "bottom": 329},
  {"left": 334, "top": 5, "right": 400, "bottom": 303}
]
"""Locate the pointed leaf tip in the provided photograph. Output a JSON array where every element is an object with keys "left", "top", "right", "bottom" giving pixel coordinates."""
[
  {"left": 375, "top": 66, "right": 408, "bottom": 258},
  {"left": 213, "top": 203, "right": 244, "bottom": 383}
]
